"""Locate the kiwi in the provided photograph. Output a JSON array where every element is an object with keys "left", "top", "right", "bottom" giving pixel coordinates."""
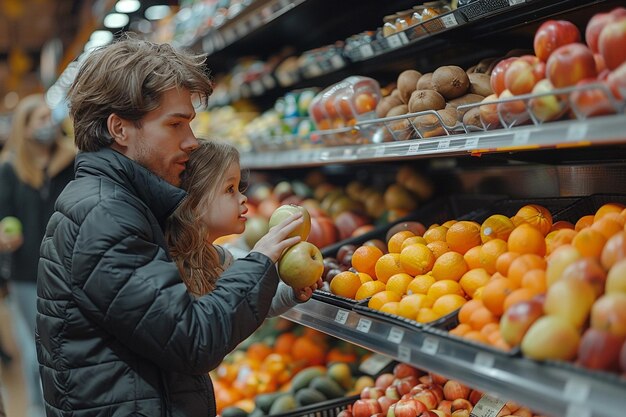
[
  {"left": 397, "top": 70, "right": 423, "bottom": 104},
  {"left": 376, "top": 95, "right": 403, "bottom": 118},
  {"left": 466, "top": 65, "right": 478, "bottom": 75},
  {"left": 446, "top": 93, "right": 485, "bottom": 116},
  {"left": 416, "top": 73, "right": 434, "bottom": 90},
  {"left": 432, "top": 66, "right": 470, "bottom": 100},
  {"left": 475, "top": 57, "right": 498, "bottom": 74},
  {"left": 386, "top": 104, "right": 408, "bottom": 118},
  {"left": 407, "top": 90, "right": 446, "bottom": 113},
  {"left": 468, "top": 73, "right": 493, "bottom": 97},
  {"left": 462, "top": 107, "right": 483, "bottom": 130}
]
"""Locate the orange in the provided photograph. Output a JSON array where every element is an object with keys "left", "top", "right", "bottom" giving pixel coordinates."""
[
  {"left": 507, "top": 253, "right": 546, "bottom": 287},
  {"left": 351, "top": 245, "right": 384, "bottom": 278},
  {"left": 572, "top": 227, "right": 607, "bottom": 259},
  {"left": 446, "top": 221, "right": 482, "bottom": 255},
  {"left": 379, "top": 301, "right": 400, "bottom": 315},
  {"left": 329, "top": 271, "right": 362, "bottom": 299},
  {"left": 291, "top": 336, "right": 326, "bottom": 366},
  {"left": 521, "top": 268, "right": 547, "bottom": 295},
  {"left": 386, "top": 273, "right": 413, "bottom": 296},
  {"left": 407, "top": 274, "right": 436, "bottom": 295},
  {"left": 374, "top": 253, "right": 405, "bottom": 283},
  {"left": 459, "top": 268, "right": 491, "bottom": 298},
  {"left": 426, "top": 279, "right": 465, "bottom": 300},
  {"left": 480, "top": 322, "right": 500, "bottom": 338},
  {"left": 428, "top": 223, "right": 441, "bottom": 230},
  {"left": 551, "top": 220, "right": 575, "bottom": 231},
  {"left": 357, "top": 272, "right": 374, "bottom": 284},
  {"left": 508, "top": 223, "right": 546, "bottom": 256},
  {"left": 416, "top": 308, "right": 439, "bottom": 323},
  {"left": 591, "top": 217, "right": 623, "bottom": 240},
  {"left": 400, "top": 243, "right": 435, "bottom": 276},
  {"left": 388, "top": 231, "right": 416, "bottom": 253},
  {"left": 442, "top": 220, "right": 458, "bottom": 228},
  {"left": 431, "top": 251, "right": 469, "bottom": 281},
  {"left": 480, "top": 214, "right": 515, "bottom": 243},
  {"left": 600, "top": 231, "right": 626, "bottom": 270},
  {"left": 479, "top": 239, "right": 508, "bottom": 274},
  {"left": 464, "top": 330, "right": 490, "bottom": 345},
  {"left": 575, "top": 215, "right": 595, "bottom": 231},
  {"left": 401, "top": 236, "right": 428, "bottom": 251},
  {"left": 274, "top": 333, "right": 297, "bottom": 356},
  {"left": 397, "top": 294, "right": 427, "bottom": 319},
  {"left": 595, "top": 203, "right": 626, "bottom": 222},
  {"left": 464, "top": 245, "right": 483, "bottom": 269},
  {"left": 355, "top": 280, "right": 386, "bottom": 300},
  {"left": 495, "top": 251, "right": 521, "bottom": 276},
  {"left": 602, "top": 212, "right": 626, "bottom": 226},
  {"left": 472, "top": 286, "right": 485, "bottom": 300},
  {"left": 468, "top": 306, "right": 498, "bottom": 330},
  {"left": 368, "top": 290, "right": 402, "bottom": 310},
  {"left": 458, "top": 299, "right": 483, "bottom": 324},
  {"left": 516, "top": 204, "right": 553, "bottom": 236},
  {"left": 502, "top": 288, "right": 536, "bottom": 312},
  {"left": 450, "top": 323, "right": 472, "bottom": 337},
  {"left": 427, "top": 241, "right": 451, "bottom": 259},
  {"left": 481, "top": 277, "right": 518, "bottom": 316},
  {"left": 432, "top": 293, "right": 467, "bottom": 317},
  {"left": 247, "top": 342, "right": 272, "bottom": 362},
  {"left": 510, "top": 215, "right": 526, "bottom": 227},
  {"left": 546, "top": 228, "right": 577, "bottom": 255},
  {"left": 423, "top": 226, "right": 449, "bottom": 244}
]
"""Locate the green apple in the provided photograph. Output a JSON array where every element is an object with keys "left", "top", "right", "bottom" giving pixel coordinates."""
[
  {"left": 277, "top": 241, "right": 324, "bottom": 288},
  {"left": 242, "top": 216, "right": 269, "bottom": 249},
  {"left": 268, "top": 204, "right": 311, "bottom": 240},
  {"left": 0, "top": 216, "right": 22, "bottom": 237}
]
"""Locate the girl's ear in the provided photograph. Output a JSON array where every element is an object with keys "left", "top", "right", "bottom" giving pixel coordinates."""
[{"left": 107, "top": 114, "right": 130, "bottom": 149}]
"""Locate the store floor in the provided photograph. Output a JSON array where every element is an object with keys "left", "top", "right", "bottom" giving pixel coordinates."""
[{"left": 0, "top": 298, "right": 30, "bottom": 417}]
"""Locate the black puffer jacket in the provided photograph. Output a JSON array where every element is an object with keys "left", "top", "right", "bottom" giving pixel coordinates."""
[{"left": 37, "top": 148, "right": 279, "bottom": 417}]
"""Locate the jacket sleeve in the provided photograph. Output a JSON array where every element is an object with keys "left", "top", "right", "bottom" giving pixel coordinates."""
[
  {"left": 0, "top": 162, "right": 16, "bottom": 218},
  {"left": 71, "top": 198, "right": 278, "bottom": 375},
  {"left": 267, "top": 281, "right": 299, "bottom": 317}
]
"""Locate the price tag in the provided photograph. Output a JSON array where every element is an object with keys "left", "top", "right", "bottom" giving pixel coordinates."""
[
  {"left": 250, "top": 81, "right": 264, "bottom": 96},
  {"left": 398, "top": 32, "right": 409, "bottom": 44},
  {"left": 470, "top": 395, "right": 507, "bottom": 417},
  {"left": 374, "top": 147, "right": 385, "bottom": 157},
  {"left": 330, "top": 55, "right": 345, "bottom": 69},
  {"left": 567, "top": 123, "right": 589, "bottom": 141},
  {"left": 474, "top": 352, "right": 495, "bottom": 367},
  {"left": 508, "top": 0, "right": 525, "bottom": 5},
  {"left": 407, "top": 143, "right": 420, "bottom": 155},
  {"left": 398, "top": 345, "right": 411, "bottom": 362},
  {"left": 513, "top": 130, "right": 530, "bottom": 145},
  {"left": 386, "top": 34, "right": 405, "bottom": 49},
  {"left": 438, "top": 138, "right": 451, "bottom": 150},
  {"left": 566, "top": 404, "right": 591, "bottom": 417},
  {"left": 387, "top": 327, "right": 405, "bottom": 344},
  {"left": 465, "top": 137, "right": 479, "bottom": 149},
  {"left": 360, "top": 44, "right": 374, "bottom": 58},
  {"left": 563, "top": 378, "right": 590, "bottom": 402},
  {"left": 320, "top": 151, "right": 330, "bottom": 160},
  {"left": 440, "top": 13, "right": 459, "bottom": 28},
  {"left": 357, "top": 318, "right": 372, "bottom": 333},
  {"left": 334, "top": 309, "right": 349, "bottom": 325},
  {"left": 421, "top": 337, "right": 439, "bottom": 355},
  {"left": 359, "top": 353, "right": 394, "bottom": 376},
  {"left": 342, "top": 148, "right": 354, "bottom": 158}
]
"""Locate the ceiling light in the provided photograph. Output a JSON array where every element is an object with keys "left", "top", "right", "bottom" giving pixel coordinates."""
[
  {"left": 115, "top": 0, "right": 140, "bottom": 14},
  {"left": 90, "top": 30, "right": 114, "bottom": 43},
  {"left": 145, "top": 5, "right": 171, "bottom": 21},
  {"left": 103, "top": 13, "right": 130, "bottom": 28}
]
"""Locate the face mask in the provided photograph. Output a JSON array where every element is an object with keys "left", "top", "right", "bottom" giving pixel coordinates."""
[{"left": 32, "top": 124, "right": 59, "bottom": 146}]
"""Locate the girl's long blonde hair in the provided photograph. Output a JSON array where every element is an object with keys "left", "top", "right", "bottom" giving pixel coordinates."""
[{"left": 166, "top": 139, "right": 241, "bottom": 296}]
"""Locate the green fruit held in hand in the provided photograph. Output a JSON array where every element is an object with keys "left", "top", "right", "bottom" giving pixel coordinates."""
[
  {"left": 269, "top": 204, "right": 311, "bottom": 240},
  {"left": 1, "top": 216, "right": 22, "bottom": 236},
  {"left": 278, "top": 241, "right": 323, "bottom": 288}
]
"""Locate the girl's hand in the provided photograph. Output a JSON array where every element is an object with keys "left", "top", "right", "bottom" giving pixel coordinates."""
[
  {"left": 251, "top": 212, "right": 303, "bottom": 263},
  {"left": 292, "top": 278, "right": 324, "bottom": 302}
]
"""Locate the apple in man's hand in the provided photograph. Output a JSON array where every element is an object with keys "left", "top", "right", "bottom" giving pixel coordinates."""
[
  {"left": 277, "top": 241, "right": 324, "bottom": 288},
  {"left": 0, "top": 216, "right": 22, "bottom": 237},
  {"left": 269, "top": 204, "right": 311, "bottom": 240}
]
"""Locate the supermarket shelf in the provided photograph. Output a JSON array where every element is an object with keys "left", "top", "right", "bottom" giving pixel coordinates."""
[
  {"left": 281, "top": 298, "right": 626, "bottom": 417},
  {"left": 240, "top": 114, "right": 626, "bottom": 169}
]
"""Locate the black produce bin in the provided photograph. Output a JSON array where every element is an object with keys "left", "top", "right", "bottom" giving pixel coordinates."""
[{"left": 269, "top": 395, "right": 358, "bottom": 417}]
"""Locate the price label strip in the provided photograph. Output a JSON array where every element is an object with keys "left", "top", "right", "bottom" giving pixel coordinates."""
[
  {"left": 567, "top": 122, "right": 589, "bottom": 141},
  {"left": 360, "top": 44, "right": 375, "bottom": 59},
  {"left": 334, "top": 309, "right": 349, "bottom": 325},
  {"left": 386, "top": 34, "right": 405, "bottom": 49},
  {"left": 356, "top": 318, "right": 372, "bottom": 333},
  {"left": 387, "top": 327, "right": 405, "bottom": 344},
  {"left": 440, "top": 13, "right": 459, "bottom": 28},
  {"left": 407, "top": 143, "right": 420, "bottom": 155},
  {"left": 508, "top": 0, "right": 525, "bottom": 5},
  {"left": 474, "top": 352, "right": 495, "bottom": 368},
  {"left": 421, "top": 337, "right": 439, "bottom": 355},
  {"left": 563, "top": 378, "right": 590, "bottom": 403},
  {"left": 398, "top": 345, "right": 411, "bottom": 362},
  {"left": 438, "top": 138, "right": 451, "bottom": 150},
  {"left": 359, "top": 353, "right": 394, "bottom": 376},
  {"left": 465, "top": 137, "right": 480, "bottom": 149},
  {"left": 470, "top": 395, "right": 507, "bottom": 417},
  {"left": 513, "top": 130, "right": 530, "bottom": 146},
  {"left": 566, "top": 404, "right": 591, "bottom": 417}
]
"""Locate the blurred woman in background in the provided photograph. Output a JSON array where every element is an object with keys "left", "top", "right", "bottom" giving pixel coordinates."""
[{"left": 0, "top": 94, "right": 75, "bottom": 415}]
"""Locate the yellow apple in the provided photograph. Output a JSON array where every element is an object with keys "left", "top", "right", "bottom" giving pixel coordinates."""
[
  {"left": 269, "top": 204, "right": 311, "bottom": 240},
  {"left": 277, "top": 241, "right": 323, "bottom": 288}
]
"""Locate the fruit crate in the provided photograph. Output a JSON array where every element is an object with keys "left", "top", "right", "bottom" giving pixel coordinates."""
[
  {"left": 312, "top": 290, "right": 360, "bottom": 310},
  {"left": 551, "top": 193, "right": 626, "bottom": 223},
  {"left": 353, "top": 298, "right": 459, "bottom": 331},
  {"left": 269, "top": 395, "right": 358, "bottom": 417}
]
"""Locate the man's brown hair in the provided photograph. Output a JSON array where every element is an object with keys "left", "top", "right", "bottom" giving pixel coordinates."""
[{"left": 67, "top": 34, "right": 213, "bottom": 151}]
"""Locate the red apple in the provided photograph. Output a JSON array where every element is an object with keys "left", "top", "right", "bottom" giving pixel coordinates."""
[
  {"left": 412, "top": 390, "right": 438, "bottom": 410},
  {"left": 607, "top": 61, "right": 626, "bottom": 100},
  {"left": 561, "top": 257, "right": 607, "bottom": 297},
  {"left": 394, "top": 376, "right": 419, "bottom": 396},
  {"left": 353, "top": 399, "right": 382, "bottom": 417},
  {"left": 571, "top": 79, "right": 617, "bottom": 118},
  {"left": 500, "top": 299, "right": 544, "bottom": 347},
  {"left": 393, "top": 363, "right": 423, "bottom": 379},
  {"left": 577, "top": 327, "right": 625, "bottom": 371},
  {"left": 362, "top": 386, "right": 386, "bottom": 400},
  {"left": 586, "top": 8, "right": 626, "bottom": 53},
  {"left": 335, "top": 211, "right": 369, "bottom": 241},
  {"left": 528, "top": 79, "right": 568, "bottom": 122},
  {"left": 392, "top": 399, "right": 427, "bottom": 417},
  {"left": 468, "top": 389, "right": 483, "bottom": 405},
  {"left": 511, "top": 407, "right": 532, "bottom": 417},
  {"left": 534, "top": 20, "right": 581, "bottom": 62},
  {"left": 385, "top": 385, "right": 401, "bottom": 400},
  {"left": 450, "top": 411, "right": 470, "bottom": 417},
  {"left": 490, "top": 57, "right": 519, "bottom": 95},
  {"left": 430, "top": 411, "right": 451, "bottom": 417},
  {"left": 308, "top": 216, "right": 338, "bottom": 248},
  {"left": 599, "top": 17, "right": 626, "bottom": 70},
  {"left": 451, "top": 398, "right": 473, "bottom": 412},
  {"left": 591, "top": 293, "right": 626, "bottom": 337},
  {"left": 479, "top": 93, "right": 501, "bottom": 129},
  {"left": 504, "top": 59, "right": 543, "bottom": 95},
  {"left": 497, "top": 89, "right": 530, "bottom": 126},
  {"left": 378, "top": 396, "right": 399, "bottom": 414},
  {"left": 376, "top": 373, "right": 396, "bottom": 390},
  {"left": 428, "top": 372, "right": 448, "bottom": 386},
  {"left": 443, "top": 380, "right": 470, "bottom": 401},
  {"left": 418, "top": 375, "right": 432, "bottom": 385},
  {"left": 594, "top": 53, "right": 607, "bottom": 73},
  {"left": 418, "top": 412, "right": 438, "bottom": 417},
  {"left": 546, "top": 43, "right": 597, "bottom": 87},
  {"left": 437, "top": 400, "right": 452, "bottom": 414}
]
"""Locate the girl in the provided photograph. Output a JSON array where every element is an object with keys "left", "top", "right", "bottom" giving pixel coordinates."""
[{"left": 167, "top": 139, "right": 321, "bottom": 311}]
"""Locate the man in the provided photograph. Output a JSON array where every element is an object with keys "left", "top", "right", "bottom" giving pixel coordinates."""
[{"left": 37, "top": 36, "right": 309, "bottom": 417}]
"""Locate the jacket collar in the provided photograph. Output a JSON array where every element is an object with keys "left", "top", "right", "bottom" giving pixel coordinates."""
[{"left": 75, "top": 147, "right": 187, "bottom": 224}]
